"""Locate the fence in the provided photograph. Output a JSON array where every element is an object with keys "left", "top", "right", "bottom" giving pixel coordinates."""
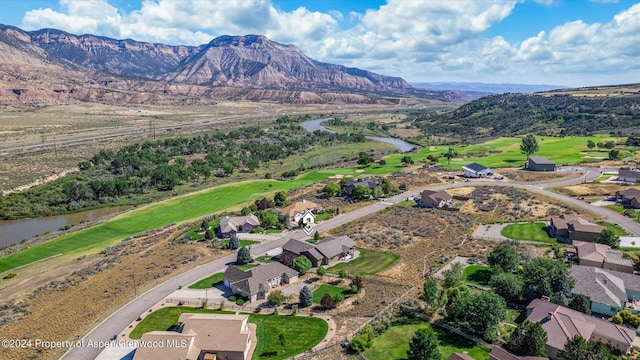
[{"left": 289, "top": 286, "right": 416, "bottom": 360}]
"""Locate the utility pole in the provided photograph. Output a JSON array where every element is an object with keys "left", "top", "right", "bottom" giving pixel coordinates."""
[
  {"left": 53, "top": 134, "right": 57, "bottom": 158},
  {"left": 132, "top": 272, "right": 137, "bottom": 297}
]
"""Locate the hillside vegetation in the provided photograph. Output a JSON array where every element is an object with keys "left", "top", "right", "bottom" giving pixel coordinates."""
[{"left": 418, "top": 93, "right": 640, "bottom": 138}]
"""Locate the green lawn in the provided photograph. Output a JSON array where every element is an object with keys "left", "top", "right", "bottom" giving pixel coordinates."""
[
  {"left": 236, "top": 263, "right": 258, "bottom": 271},
  {"left": 130, "top": 307, "right": 328, "bottom": 360},
  {"left": 312, "top": 284, "right": 351, "bottom": 303},
  {"left": 313, "top": 211, "right": 333, "bottom": 222},
  {"left": 255, "top": 255, "right": 276, "bottom": 263},
  {"left": 500, "top": 222, "right": 557, "bottom": 243},
  {"left": 221, "top": 239, "right": 260, "bottom": 248},
  {"left": 188, "top": 273, "right": 224, "bottom": 289},
  {"left": 596, "top": 221, "right": 629, "bottom": 236},
  {"left": 364, "top": 320, "right": 489, "bottom": 360},
  {"left": 327, "top": 248, "right": 399, "bottom": 276},
  {"left": 462, "top": 265, "right": 492, "bottom": 287}
]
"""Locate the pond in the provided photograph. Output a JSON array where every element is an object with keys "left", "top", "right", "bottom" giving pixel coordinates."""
[
  {"left": 0, "top": 205, "right": 132, "bottom": 248},
  {"left": 300, "top": 118, "right": 415, "bottom": 152}
]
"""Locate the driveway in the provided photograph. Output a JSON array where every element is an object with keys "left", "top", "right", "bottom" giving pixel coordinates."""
[{"left": 472, "top": 224, "right": 509, "bottom": 242}]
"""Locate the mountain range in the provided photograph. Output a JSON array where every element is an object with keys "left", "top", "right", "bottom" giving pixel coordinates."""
[{"left": 0, "top": 25, "right": 464, "bottom": 105}]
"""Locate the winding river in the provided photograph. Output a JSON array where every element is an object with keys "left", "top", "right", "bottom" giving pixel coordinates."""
[{"left": 300, "top": 118, "right": 416, "bottom": 152}]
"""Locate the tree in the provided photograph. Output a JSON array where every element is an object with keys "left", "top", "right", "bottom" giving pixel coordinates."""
[
  {"left": 357, "top": 151, "right": 372, "bottom": 166},
  {"left": 204, "top": 229, "right": 213, "bottom": 240},
  {"left": 423, "top": 278, "right": 441, "bottom": 305},
  {"left": 322, "top": 183, "right": 340, "bottom": 197},
  {"left": 240, "top": 207, "right": 252, "bottom": 216},
  {"left": 299, "top": 285, "right": 313, "bottom": 307},
  {"left": 406, "top": 328, "right": 440, "bottom": 360},
  {"left": 568, "top": 294, "right": 591, "bottom": 315},
  {"left": 320, "top": 293, "right": 336, "bottom": 309},
  {"left": 401, "top": 155, "right": 415, "bottom": 166},
  {"left": 236, "top": 247, "right": 251, "bottom": 265},
  {"left": 508, "top": 321, "right": 548, "bottom": 357},
  {"left": 597, "top": 228, "right": 620, "bottom": 248},
  {"left": 522, "top": 257, "right": 574, "bottom": 299},
  {"left": 442, "top": 147, "right": 458, "bottom": 165},
  {"left": 559, "top": 336, "right": 612, "bottom": 360},
  {"left": 596, "top": 142, "right": 604, "bottom": 149},
  {"left": 228, "top": 234, "right": 240, "bottom": 250},
  {"left": 604, "top": 140, "right": 616, "bottom": 149},
  {"left": 316, "top": 265, "right": 326, "bottom": 277},
  {"left": 587, "top": 140, "right": 595, "bottom": 149},
  {"left": 520, "top": 134, "right": 539, "bottom": 158},
  {"left": 268, "top": 290, "right": 286, "bottom": 306},
  {"left": 274, "top": 191, "right": 287, "bottom": 207},
  {"left": 448, "top": 291, "right": 506, "bottom": 341},
  {"left": 352, "top": 185, "right": 373, "bottom": 200},
  {"left": 608, "top": 149, "right": 621, "bottom": 160},
  {"left": 442, "top": 262, "right": 464, "bottom": 288},
  {"left": 314, "top": 231, "right": 321, "bottom": 242},
  {"left": 292, "top": 256, "right": 312, "bottom": 274},
  {"left": 201, "top": 218, "right": 209, "bottom": 231},
  {"left": 351, "top": 276, "right": 364, "bottom": 291},
  {"left": 488, "top": 243, "right": 519, "bottom": 272},
  {"left": 489, "top": 272, "right": 524, "bottom": 303}
]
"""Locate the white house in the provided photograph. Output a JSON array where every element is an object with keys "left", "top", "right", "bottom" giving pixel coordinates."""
[{"left": 462, "top": 163, "right": 492, "bottom": 178}]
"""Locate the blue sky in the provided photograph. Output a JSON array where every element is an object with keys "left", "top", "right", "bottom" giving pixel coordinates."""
[{"left": 1, "top": 0, "right": 639, "bottom": 87}]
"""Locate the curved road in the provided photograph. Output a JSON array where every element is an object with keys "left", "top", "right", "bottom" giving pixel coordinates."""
[{"left": 63, "top": 166, "right": 634, "bottom": 360}]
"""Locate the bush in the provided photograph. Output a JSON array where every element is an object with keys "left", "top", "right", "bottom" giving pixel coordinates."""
[
  {"left": 350, "top": 333, "right": 371, "bottom": 352},
  {"left": 339, "top": 269, "right": 348, "bottom": 278},
  {"left": 3, "top": 272, "right": 17, "bottom": 279},
  {"left": 229, "top": 295, "right": 237, "bottom": 302},
  {"left": 334, "top": 293, "right": 345, "bottom": 304},
  {"left": 321, "top": 293, "right": 337, "bottom": 309},
  {"left": 268, "top": 290, "right": 286, "bottom": 306},
  {"left": 612, "top": 314, "right": 623, "bottom": 324},
  {"left": 316, "top": 266, "right": 326, "bottom": 276},
  {"left": 236, "top": 298, "right": 245, "bottom": 306}
]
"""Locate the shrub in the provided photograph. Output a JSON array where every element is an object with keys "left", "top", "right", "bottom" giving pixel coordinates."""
[
  {"left": 339, "top": 269, "right": 348, "bottom": 278},
  {"left": 273, "top": 307, "right": 279, "bottom": 315},
  {"left": 299, "top": 286, "right": 313, "bottom": 307},
  {"left": 316, "top": 266, "right": 326, "bottom": 276},
  {"left": 236, "top": 298, "right": 245, "bottom": 306},
  {"left": 350, "top": 333, "right": 371, "bottom": 352},
  {"left": 268, "top": 290, "right": 286, "bottom": 306},
  {"left": 612, "top": 314, "right": 623, "bottom": 324},
  {"left": 229, "top": 295, "right": 237, "bottom": 302},
  {"left": 321, "top": 293, "right": 337, "bottom": 309},
  {"left": 3, "top": 272, "right": 17, "bottom": 280},
  {"left": 334, "top": 293, "right": 345, "bottom": 304}
]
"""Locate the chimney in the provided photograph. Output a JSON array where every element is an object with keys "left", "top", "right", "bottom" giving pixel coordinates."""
[
  {"left": 541, "top": 295, "right": 550, "bottom": 302},
  {"left": 547, "top": 312, "right": 553, "bottom": 321}
]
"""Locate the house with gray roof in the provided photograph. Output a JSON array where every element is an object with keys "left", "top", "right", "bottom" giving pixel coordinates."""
[
  {"left": 281, "top": 236, "right": 356, "bottom": 267},
  {"left": 618, "top": 168, "right": 640, "bottom": 183},
  {"left": 526, "top": 156, "right": 556, "bottom": 172},
  {"left": 573, "top": 241, "right": 634, "bottom": 274},
  {"left": 462, "top": 163, "right": 492, "bottom": 178},
  {"left": 526, "top": 298, "right": 635, "bottom": 359},
  {"left": 217, "top": 215, "right": 261, "bottom": 238},
  {"left": 223, "top": 262, "right": 298, "bottom": 302},
  {"left": 570, "top": 265, "right": 640, "bottom": 316},
  {"left": 616, "top": 188, "right": 640, "bottom": 208},
  {"left": 344, "top": 178, "right": 382, "bottom": 197}
]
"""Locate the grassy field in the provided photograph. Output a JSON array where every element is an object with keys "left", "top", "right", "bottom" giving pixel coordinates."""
[
  {"left": 188, "top": 273, "right": 224, "bottom": 289},
  {"left": 236, "top": 263, "right": 257, "bottom": 271},
  {"left": 312, "top": 284, "right": 351, "bottom": 303},
  {"left": 364, "top": 320, "right": 489, "bottom": 360},
  {"left": 500, "top": 222, "right": 557, "bottom": 243},
  {"left": 255, "top": 255, "right": 276, "bottom": 263},
  {"left": 326, "top": 248, "right": 399, "bottom": 276},
  {"left": 220, "top": 239, "right": 260, "bottom": 248},
  {"left": 462, "top": 265, "right": 492, "bottom": 287},
  {"left": 129, "top": 306, "right": 328, "bottom": 360},
  {"left": 596, "top": 221, "right": 629, "bottom": 236}
]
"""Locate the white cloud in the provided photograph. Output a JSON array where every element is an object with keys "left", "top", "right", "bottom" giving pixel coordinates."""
[{"left": 17, "top": 0, "right": 640, "bottom": 86}]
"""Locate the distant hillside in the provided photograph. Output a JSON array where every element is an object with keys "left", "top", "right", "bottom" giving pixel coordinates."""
[
  {"left": 418, "top": 89, "right": 640, "bottom": 138},
  {"left": 411, "top": 82, "right": 565, "bottom": 94}
]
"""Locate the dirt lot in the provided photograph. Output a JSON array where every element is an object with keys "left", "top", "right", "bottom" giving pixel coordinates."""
[
  {"left": 551, "top": 183, "right": 632, "bottom": 197},
  {"left": 0, "top": 224, "right": 223, "bottom": 360},
  {"left": 499, "top": 168, "right": 579, "bottom": 183}
]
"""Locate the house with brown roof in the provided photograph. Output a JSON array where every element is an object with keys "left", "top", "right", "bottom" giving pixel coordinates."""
[
  {"left": 419, "top": 190, "right": 453, "bottom": 208},
  {"left": 618, "top": 168, "right": 640, "bottom": 183},
  {"left": 448, "top": 353, "right": 475, "bottom": 360},
  {"left": 217, "top": 215, "right": 261, "bottom": 238},
  {"left": 616, "top": 188, "right": 640, "bottom": 208},
  {"left": 133, "top": 313, "right": 255, "bottom": 360},
  {"left": 281, "top": 236, "right": 356, "bottom": 267},
  {"left": 344, "top": 178, "right": 382, "bottom": 197},
  {"left": 570, "top": 265, "right": 640, "bottom": 316},
  {"left": 489, "top": 346, "right": 548, "bottom": 360},
  {"left": 548, "top": 214, "right": 604, "bottom": 242},
  {"left": 573, "top": 241, "right": 634, "bottom": 273},
  {"left": 223, "top": 262, "right": 299, "bottom": 302},
  {"left": 279, "top": 200, "right": 323, "bottom": 224},
  {"left": 525, "top": 298, "right": 635, "bottom": 359}
]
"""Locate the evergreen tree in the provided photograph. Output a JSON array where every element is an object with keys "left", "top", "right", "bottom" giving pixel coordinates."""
[
  {"left": 229, "top": 234, "right": 240, "bottom": 250},
  {"left": 299, "top": 285, "right": 313, "bottom": 307},
  {"left": 508, "top": 321, "right": 548, "bottom": 357},
  {"left": 236, "top": 247, "right": 251, "bottom": 265},
  {"left": 406, "top": 328, "right": 440, "bottom": 360},
  {"left": 568, "top": 294, "right": 591, "bottom": 315}
]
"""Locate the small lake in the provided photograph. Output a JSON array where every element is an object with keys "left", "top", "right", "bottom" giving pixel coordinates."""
[
  {"left": 0, "top": 205, "right": 132, "bottom": 248},
  {"left": 300, "top": 118, "right": 415, "bottom": 152}
]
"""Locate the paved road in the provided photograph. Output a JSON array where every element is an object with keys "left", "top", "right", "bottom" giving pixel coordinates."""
[{"left": 63, "top": 166, "right": 634, "bottom": 360}]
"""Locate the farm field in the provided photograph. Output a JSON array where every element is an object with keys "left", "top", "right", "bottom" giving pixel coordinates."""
[
  {"left": 500, "top": 222, "right": 556, "bottom": 243},
  {"left": 364, "top": 320, "right": 489, "bottom": 360},
  {"left": 129, "top": 306, "right": 328, "bottom": 360}
]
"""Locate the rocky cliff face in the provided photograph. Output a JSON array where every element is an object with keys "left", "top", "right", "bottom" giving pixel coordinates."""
[{"left": 0, "top": 24, "right": 459, "bottom": 105}]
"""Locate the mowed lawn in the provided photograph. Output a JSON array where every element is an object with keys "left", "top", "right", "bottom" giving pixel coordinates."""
[
  {"left": 364, "top": 320, "right": 489, "bottom": 360},
  {"left": 462, "top": 265, "right": 492, "bottom": 287},
  {"left": 596, "top": 221, "right": 629, "bottom": 236},
  {"left": 327, "top": 248, "right": 399, "bottom": 276},
  {"left": 130, "top": 307, "right": 328, "bottom": 360},
  {"left": 312, "top": 284, "right": 351, "bottom": 303},
  {"left": 500, "top": 222, "right": 557, "bottom": 243},
  {"left": 188, "top": 272, "right": 224, "bottom": 289}
]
